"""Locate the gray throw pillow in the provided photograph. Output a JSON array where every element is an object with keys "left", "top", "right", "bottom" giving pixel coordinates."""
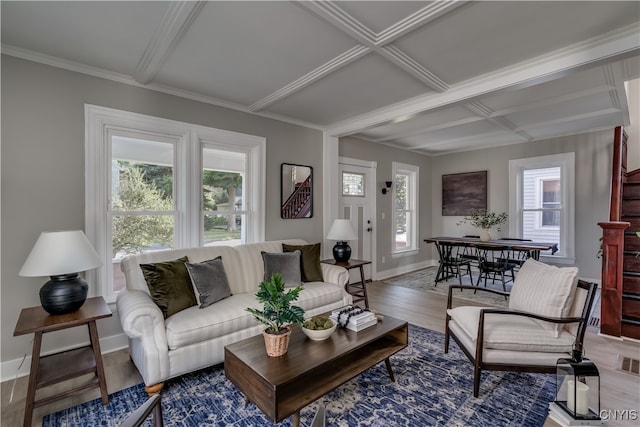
[
  {"left": 261, "top": 250, "right": 302, "bottom": 287},
  {"left": 185, "top": 256, "right": 232, "bottom": 308}
]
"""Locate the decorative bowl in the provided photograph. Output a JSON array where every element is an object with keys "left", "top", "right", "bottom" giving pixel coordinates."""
[{"left": 301, "top": 319, "right": 337, "bottom": 341}]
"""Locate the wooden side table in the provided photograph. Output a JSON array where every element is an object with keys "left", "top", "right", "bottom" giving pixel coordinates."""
[
  {"left": 14, "top": 296, "right": 112, "bottom": 427},
  {"left": 321, "top": 259, "right": 371, "bottom": 308}
]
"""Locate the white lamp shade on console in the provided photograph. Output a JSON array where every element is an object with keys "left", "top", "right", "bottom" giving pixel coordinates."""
[
  {"left": 327, "top": 219, "right": 358, "bottom": 262},
  {"left": 20, "top": 230, "right": 102, "bottom": 315}
]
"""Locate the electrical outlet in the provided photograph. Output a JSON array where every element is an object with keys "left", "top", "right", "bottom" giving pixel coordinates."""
[
  {"left": 381, "top": 212, "right": 385, "bottom": 219},
  {"left": 382, "top": 256, "right": 385, "bottom": 263}
]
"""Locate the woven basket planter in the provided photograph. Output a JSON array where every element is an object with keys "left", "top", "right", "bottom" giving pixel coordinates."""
[{"left": 263, "top": 327, "right": 291, "bottom": 357}]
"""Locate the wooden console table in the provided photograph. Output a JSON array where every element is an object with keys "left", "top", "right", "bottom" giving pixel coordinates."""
[
  {"left": 14, "top": 297, "right": 112, "bottom": 427},
  {"left": 321, "top": 259, "right": 371, "bottom": 308}
]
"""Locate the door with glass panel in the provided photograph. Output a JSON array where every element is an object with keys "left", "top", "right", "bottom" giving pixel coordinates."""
[{"left": 339, "top": 159, "right": 375, "bottom": 281}]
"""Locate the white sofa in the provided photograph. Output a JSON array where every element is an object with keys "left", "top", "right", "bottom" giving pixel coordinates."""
[{"left": 116, "top": 239, "right": 352, "bottom": 392}]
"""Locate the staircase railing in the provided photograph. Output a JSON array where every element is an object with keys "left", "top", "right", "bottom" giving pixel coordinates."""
[
  {"left": 598, "top": 126, "right": 629, "bottom": 337},
  {"left": 281, "top": 175, "right": 312, "bottom": 218}
]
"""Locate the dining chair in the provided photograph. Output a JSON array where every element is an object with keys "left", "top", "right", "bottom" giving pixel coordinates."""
[
  {"left": 434, "top": 241, "right": 473, "bottom": 285},
  {"left": 498, "top": 238, "right": 533, "bottom": 271},
  {"left": 475, "top": 245, "right": 517, "bottom": 292}
]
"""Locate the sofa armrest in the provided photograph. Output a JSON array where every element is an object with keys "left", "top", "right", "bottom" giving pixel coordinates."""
[
  {"left": 117, "top": 290, "right": 166, "bottom": 340},
  {"left": 116, "top": 290, "right": 170, "bottom": 385},
  {"left": 321, "top": 263, "right": 349, "bottom": 287}
]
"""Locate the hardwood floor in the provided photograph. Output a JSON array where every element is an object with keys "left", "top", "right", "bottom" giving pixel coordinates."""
[{"left": 2, "top": 281, "right": 639, "bottom": 426}]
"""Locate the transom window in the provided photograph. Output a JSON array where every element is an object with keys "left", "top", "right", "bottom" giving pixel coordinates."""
[{"left": 86, "top": 105, "right": 265, "bottom": 302}]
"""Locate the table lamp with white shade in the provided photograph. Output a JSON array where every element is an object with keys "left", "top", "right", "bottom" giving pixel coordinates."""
[
  {"left": 327, "top": 219, "right": 358, "bottom": 262},
  {"left": 19, "top": 230, "right": 102, "bottom": 315}
]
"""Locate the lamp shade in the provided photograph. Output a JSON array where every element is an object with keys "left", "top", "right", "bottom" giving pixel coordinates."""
[
  {"left": 19, "top": 230, "right": 102, "bottom": 277},
  {"left": 326, "top": 219, "right": 358, "bottom": 241}
]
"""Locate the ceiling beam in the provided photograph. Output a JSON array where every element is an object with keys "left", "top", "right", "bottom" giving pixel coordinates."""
[
  {"left": 325, "top": 23, "right": 640, "bottom": 137},
  {"left": 248, "top": 45, "right": 370, "bottom": 112},
  {"left": 134, "top": 1, "right": 206, "bottom": 84}
]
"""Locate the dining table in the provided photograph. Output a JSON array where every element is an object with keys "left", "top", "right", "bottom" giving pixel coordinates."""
[{"left": 424, "top": 236, "right": 559, "bottom": 260}]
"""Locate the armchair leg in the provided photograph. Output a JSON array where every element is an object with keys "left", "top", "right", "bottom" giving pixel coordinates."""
[
  {"left": 145, "top": 382, "right": 164, "bottom": 396},
  {"left": 444, "top": 326, "right": 450, "bottom": 353},
  {"left": 473, "top": 366, "right": 481, "bottom": 398}
]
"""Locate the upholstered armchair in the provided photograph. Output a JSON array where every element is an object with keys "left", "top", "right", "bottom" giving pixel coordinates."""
[{"left": 444, "top": 259, "right": 597, "bottom": 397}]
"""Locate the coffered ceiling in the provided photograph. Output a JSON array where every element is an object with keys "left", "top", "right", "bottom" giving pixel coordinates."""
[{"left": 2, "top": 1, "right": 639, "bottom": 155}]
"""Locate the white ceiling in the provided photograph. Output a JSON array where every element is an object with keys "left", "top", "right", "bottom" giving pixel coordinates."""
[{"left": 2, "top": 1, "right": 639, "bottom": 155}]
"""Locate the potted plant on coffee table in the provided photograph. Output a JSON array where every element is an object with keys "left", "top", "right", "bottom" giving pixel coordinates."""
[
  {"left": 246, "top": 273, "right": 305, "bottom": 357},
  {"left": 457, "top": 209, "right": 508, "bottom": 241}
]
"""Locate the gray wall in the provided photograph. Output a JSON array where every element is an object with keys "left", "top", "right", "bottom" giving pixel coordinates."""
[
  {"left": 430, "top": 130, "right": 614, "bottom": 282},
  {"left": 339, "top": 137, "right": 434, "bottom": 274},
  {"left": 1, "top": 55, "right": 324, "bottom": 364}
]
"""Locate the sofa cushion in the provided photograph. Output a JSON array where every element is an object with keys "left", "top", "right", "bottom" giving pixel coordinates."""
[
  {"left": 262, "top": 250, "right": 302, "bottom": 287},
  {"left": 140, "top": 256, "right": 197, "bottom": 319},
  {"left": 165, "top": 282, "right": 345, "bottom": 350},
  {"left": 508, "top": 258, "right": 578, "bottom": 337},
  {"left": 283, "top": 243, "right": 323, "bottom": 282},
  {"left": 185, "top": 257, "right": 232, "bottom": 308},
  {"left": 447, "top": 306, "right": 575, "bottom": 353},
  {"left": 165, "top": 293, "right": 262, "bottom": 350}
]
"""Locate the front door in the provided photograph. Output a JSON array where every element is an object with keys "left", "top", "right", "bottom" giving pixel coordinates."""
[{"left": 339, "top": 158, "right": 375, "bottom": 281}]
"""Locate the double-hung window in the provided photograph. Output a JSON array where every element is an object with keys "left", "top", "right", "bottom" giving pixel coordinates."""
[
  {"left": 86, "top": 105, "right": 265, "bottom": 302},
  {"left": 509, "top": 153, "right": 575, "bottom": 262},
  {"left": 392, "top": 162, "right": 419, "bottom": 255}
]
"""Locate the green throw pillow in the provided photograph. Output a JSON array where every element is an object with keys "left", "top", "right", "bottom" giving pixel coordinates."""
[
  {"left": 140, "top": 256, "right": 197, "bottom": 318},
  {"left": 283, "top": 243, "right": 323, "bottom": 282}
]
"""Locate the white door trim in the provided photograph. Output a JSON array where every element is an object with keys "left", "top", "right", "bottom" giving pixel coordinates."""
[{"left": 338, "top": 157, "right": 377, "bottom": 279}]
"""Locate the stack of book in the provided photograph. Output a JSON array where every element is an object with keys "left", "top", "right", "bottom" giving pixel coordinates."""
[{"left": 330, "top": 306, "right": 378, "bottom": 332}]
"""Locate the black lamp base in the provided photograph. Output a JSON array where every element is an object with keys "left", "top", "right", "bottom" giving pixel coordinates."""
[
  {"left": 332, "top": 241, "right": 352, "bottom": 262},
  {"left": 39, "top": 273, "right": 88, "bottom": 315}
]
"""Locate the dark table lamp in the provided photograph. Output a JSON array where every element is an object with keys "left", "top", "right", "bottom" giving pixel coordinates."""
[
  {"left": 327, "top": 219, "right": 358, "bottom": 262},
  {"left": 19, "top": 230, "right": 102, "bottom": 315}
]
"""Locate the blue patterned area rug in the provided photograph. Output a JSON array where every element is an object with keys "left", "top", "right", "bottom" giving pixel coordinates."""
[{"left": 43, "top": 325, "right": 553, "bottom": 427}]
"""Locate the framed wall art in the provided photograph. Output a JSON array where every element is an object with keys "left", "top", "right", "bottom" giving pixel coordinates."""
[
  {"left": 442, "top": 170, "right": 487, "bottom": 216},
  {"left": 281, "top": 163, "right": 313, "bottom": 218}
]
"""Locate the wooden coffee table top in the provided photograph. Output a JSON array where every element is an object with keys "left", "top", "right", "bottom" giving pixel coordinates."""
[{"left": 224, "top": 314, "right": 408, "bottom": 425}]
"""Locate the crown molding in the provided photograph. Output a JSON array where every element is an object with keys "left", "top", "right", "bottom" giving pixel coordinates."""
[
  {"left": 1, "top": 44, "right": 324, "bottom": 131},
  {"left": 325, "top": 23, "right": 640, "bottom": 137},
  {"left": 134, "top": 1, "right": 206, "bottom": 84},
  {"left": 297, "top": 1, "right": 376, "bottom": 45}
]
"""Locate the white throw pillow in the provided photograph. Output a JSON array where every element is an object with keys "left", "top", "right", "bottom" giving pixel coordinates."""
[{"left": 508, "top": 258, "right": 578, "bottom": 337}]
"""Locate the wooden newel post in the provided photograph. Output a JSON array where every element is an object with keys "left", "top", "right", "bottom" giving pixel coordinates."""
[{"left": 598, "top": 221, "right": 629, "bottom": 337}]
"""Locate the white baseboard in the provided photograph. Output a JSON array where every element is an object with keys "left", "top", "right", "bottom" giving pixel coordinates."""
[
  {"left": 1, "top": 332, "right": 129, "bottom": 383},
  {"left": 374, "top": 259, "right": 437, "bottom": 281}
]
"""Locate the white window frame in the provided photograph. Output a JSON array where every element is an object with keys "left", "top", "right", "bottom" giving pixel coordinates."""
[
  {"left": 508, "top": 152, "right": 575, "bottom": 263},
  {"left": 85, "top": 105, "right": 265, "bottom": 303},
  {"left": 391, "top": 162, "right": 419, "bottom": 256}
]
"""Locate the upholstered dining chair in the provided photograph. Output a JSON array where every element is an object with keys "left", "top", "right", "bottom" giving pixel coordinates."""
[{"left": 444, "top": 258, "right": 597, "bottom": 397}]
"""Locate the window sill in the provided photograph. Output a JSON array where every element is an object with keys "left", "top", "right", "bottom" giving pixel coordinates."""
[
  {"left": 391, "top": 249, "right": 420, "bottom": 258},
  {"left": 539, "top": 254, "right": 575, "bottom": 265}
]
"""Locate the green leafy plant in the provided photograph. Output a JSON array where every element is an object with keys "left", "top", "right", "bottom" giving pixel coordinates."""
[
  {"left": 246, "top": 274, "right": 305, "bottom": 334},
  {"left": 457, "top": 209, "right": 508, "bottom": 231}
]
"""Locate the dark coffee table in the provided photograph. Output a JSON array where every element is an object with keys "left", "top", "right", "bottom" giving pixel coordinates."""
[{"left": 224, "top": 315, "right": 408, "bottom": 427}]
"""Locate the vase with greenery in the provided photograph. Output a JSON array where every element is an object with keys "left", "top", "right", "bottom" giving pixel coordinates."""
[
  {"left": 457, "top": 209, "right": 508, "bottom": 241},
  {"left": 246, "top": 273, "right": 305, "bottom": 356}
]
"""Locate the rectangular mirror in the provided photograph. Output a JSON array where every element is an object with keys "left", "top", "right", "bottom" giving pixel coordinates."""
[{"left": 281, "top": 163, "right": 313, "bottom": 218}]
